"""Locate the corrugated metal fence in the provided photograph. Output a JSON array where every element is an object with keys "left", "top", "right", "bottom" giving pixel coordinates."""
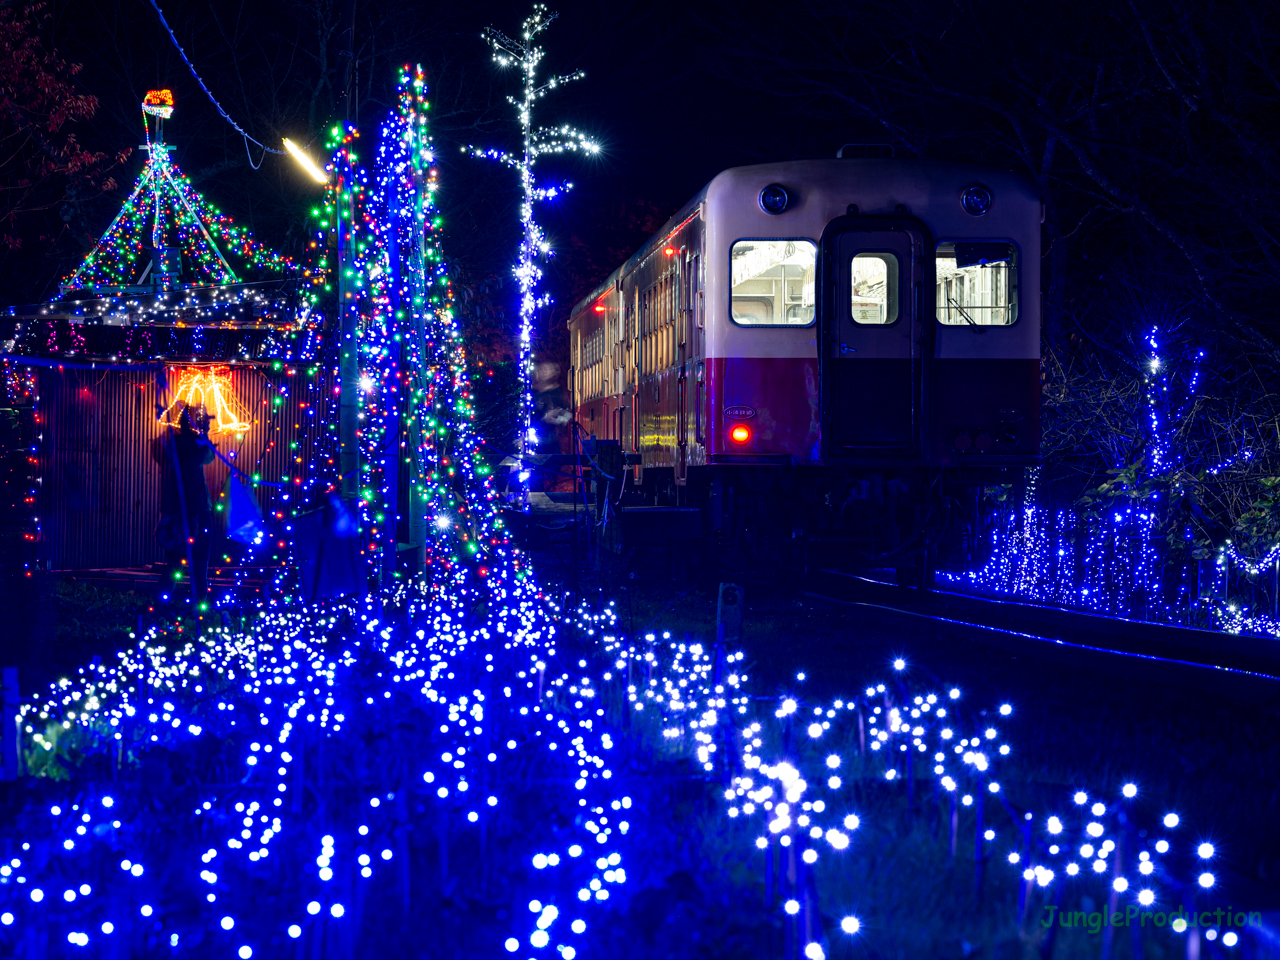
[{"left": 36, "top": 364, "right": 332, "bottom": 570}]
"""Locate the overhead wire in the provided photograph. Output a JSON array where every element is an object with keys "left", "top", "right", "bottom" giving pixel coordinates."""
[{"left": 146, "top": 0, "right": 286, "bottom": 159}]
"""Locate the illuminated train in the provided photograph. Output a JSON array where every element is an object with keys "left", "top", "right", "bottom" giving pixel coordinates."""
[{"left": 567, "top": 158, "right": 1040, "bottom": 581}]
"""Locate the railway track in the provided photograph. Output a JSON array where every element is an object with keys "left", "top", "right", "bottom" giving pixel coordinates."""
[
  {"left": 787, "top": 569, "right": 1280, "bottom": 702},
  {"left": 511, "top": 499, "right": 1280, "bottom": 699}
]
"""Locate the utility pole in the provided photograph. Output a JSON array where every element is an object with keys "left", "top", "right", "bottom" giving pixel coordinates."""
[
  {"left": 382, "top": 170, "right": 402, "bottom": 590},
  {"left": 380, "top": 68, "right": 432, "bottom": 591},
  {"left": 470, "top": 7, "right": 599, "bottom": 509}
]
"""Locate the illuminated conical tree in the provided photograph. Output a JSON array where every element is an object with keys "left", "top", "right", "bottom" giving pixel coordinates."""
[
  {"left": 338, "top": 67, "right": 524, "bottom": 595},
  {"left": 62, "top": 90, "right": 297, "bottom": 293}
]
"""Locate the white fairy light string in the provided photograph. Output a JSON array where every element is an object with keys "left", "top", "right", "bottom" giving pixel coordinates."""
[
  {"left": 713, "top": 662, "right": 1241, "bottom": 957},
  {"left": 0, "top": 579, "right": 1243, "bottom": 959},
  {"left": 466, "top": 3, "right": 600, "bottom": 508}
]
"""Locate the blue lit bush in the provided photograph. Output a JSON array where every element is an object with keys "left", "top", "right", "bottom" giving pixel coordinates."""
[{"left": 948, "top": 327, "right": 1280, "bottom": 635}]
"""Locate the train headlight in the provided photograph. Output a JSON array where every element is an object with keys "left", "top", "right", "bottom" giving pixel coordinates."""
[
  {"left": 759, "top": 184, "right": 790, "bottom": 215},
  {"left": 961, "top": 185, "right": 992, "bottom": 216},
  {"left": 729, "top": 424, "right": 752, "bottom": 445}
]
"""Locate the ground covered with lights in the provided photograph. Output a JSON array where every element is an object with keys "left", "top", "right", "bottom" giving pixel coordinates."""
[{"left": 1, "top": 561, "right": 1277, "bottom": 960}]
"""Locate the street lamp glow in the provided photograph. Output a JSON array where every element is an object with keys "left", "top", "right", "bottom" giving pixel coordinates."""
[{"left": 283, "top": 138, "right": 329, "bottom": 184}]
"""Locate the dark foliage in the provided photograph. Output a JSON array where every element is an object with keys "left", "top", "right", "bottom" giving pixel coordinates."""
[{"left": 0, "top": 4, "right": 129, "bottom": 289}]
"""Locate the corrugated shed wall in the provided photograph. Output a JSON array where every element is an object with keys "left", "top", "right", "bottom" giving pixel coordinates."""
[{"left": 36, "top": 364, "right": 332, "bottom": 570}]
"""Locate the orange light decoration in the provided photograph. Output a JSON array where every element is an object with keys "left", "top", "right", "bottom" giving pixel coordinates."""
[
  {"left": 730, "top": 424, "right": 752, "bottom": 444},
  {"left": 162, "top": 367, "right": 252, "bottom": 435},
  {"left": 143, "top": 89, "right": 175, "bottom": 119},
  {"left": 593, "top": 303, "right": 606, "bottom": 313},
  {"left": 663, "top": 246, "right": 676, "bottom": 256}
]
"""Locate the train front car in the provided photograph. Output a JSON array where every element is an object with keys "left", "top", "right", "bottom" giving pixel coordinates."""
[{"left": 568, "top": 159, "right": 1040, "bottom": 583}]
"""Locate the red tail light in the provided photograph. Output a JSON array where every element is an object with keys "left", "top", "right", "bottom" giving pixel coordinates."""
[{"left": 729, "top": 424, "right": 752, "bottom": 445}]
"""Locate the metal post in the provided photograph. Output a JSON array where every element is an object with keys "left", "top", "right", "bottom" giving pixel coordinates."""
[
  {"left": 381, "top": 174, "right": 402, "bottom": 591},
  {"left": 906, "top": 741, "right": 916, "bottom": 813},
  {"left": 949, "top": 790, "right": 958, "bottom": 860},
  {"left": 716, "top": 583, "right": 743, "bottom": 646},
  {"left": 974, "top": 789, "right": 985, "bottom": 902},
  {"left": 337, "top": 167, "right": 359, "bottom": 505},
  {"left": 1016, "top": 817, "right": 1030, "bottom": 925},
  {"left": 1, "top": 667, "right": 18, "bottom": 781}
]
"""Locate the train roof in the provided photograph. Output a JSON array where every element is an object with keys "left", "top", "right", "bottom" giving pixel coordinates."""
[
  {"left": 568, "top": 157, "right": 1037, "bottom": 323},
  {"left": 568, "top": 188, "right": 706, "bottom": 321}
]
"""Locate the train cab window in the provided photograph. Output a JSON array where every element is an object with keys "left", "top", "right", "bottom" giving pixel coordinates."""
[
  {"left": 849, "top": 253, "right": 900, "bottom": 325},
  {"left": 730, "top": 239, "right": 816, "bottom": 326},
  {"left": 936, "top": 241, "right": 1018, "bottom": 325}
]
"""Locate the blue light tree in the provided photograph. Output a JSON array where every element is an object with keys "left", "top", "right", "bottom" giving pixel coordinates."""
[{"left": 949, "top": 327, "right": 1260, "bottom": 627}]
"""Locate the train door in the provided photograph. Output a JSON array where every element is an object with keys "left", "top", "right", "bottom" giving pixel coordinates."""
[
  {"left": 818, "top": 219, "right": 929, "bottom": 460},
  {"left": 630, "top": 286, "right": 641, "bottom": 466}
]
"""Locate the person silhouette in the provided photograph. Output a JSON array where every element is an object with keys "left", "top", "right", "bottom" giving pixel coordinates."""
[{"left": 153, "top": 404, "right": 215, "bottom": 602}]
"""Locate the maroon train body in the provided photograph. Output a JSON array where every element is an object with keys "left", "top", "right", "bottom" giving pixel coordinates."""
[{"left": 568, "top": 158, "right": 1040, "bottom": 579}]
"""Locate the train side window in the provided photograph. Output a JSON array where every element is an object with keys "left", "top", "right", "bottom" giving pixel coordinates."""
[
  {"left": 935, "top": 241, "right": 1018, "bottom": 325},
  {"left": 849, "top": 253, "right": 899, "bottom": 325},
  {"left": 730, "top": 239, "right": 816, "bottom": 326}
]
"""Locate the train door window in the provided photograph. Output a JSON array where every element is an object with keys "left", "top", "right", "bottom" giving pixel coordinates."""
[
  {"left": 641, "top": 290, "right": 647, "bottom": 375},
  {"left": 629, "top": 289, "right": 638, "bottom": 388},
  {"left": 670, "top": 274, "right": 676, "bottom": 362},
  {"left": 692, "top": 253, "right": 703, "bottom": 333},
  {"left": 658, "top": 277, "right": 665, "bottom": 368},
  {"left": 660, "top": 276, "right": 668, "bottom": 369},
  {"left": 642, "top": 289, "right": 651, "bottom": 374},
  {"left": 935, "top": 241, "right": 1018, "bottom": 325},
  {"left": 670, "top": 273, "right": 676, "bottom": 364},
  {"left": 849, "top": 253, "right": 900, "bottom": 325},
  {"left": 730, "top": 239, "right": 816, "bottom": 326},
  {"left": 651, "top": 281, "right": 658, "bottom": 370}
]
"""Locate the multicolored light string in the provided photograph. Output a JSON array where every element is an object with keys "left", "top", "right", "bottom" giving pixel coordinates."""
[{"left": 61, "top": 93, "right": 299, "bottom": 295}]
